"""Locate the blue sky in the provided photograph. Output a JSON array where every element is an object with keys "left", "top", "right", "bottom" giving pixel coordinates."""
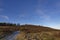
[{"left": 0, "top": 0, "right": 60, "bottom": 29}]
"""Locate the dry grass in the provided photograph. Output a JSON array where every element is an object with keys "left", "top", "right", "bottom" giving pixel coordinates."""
[{"left": 0, "top": 25, "right": 60, "bottom": 40}]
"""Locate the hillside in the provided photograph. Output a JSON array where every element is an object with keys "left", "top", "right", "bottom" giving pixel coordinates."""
[
  {"left": 0, "top": 23, "right": 60, "bottom": 40},
  {"left": 15, "top": 25, "right": 60, "bottom": 40},
  {"left": 19, "top": 25, "right": 60, "bottom": 32}
]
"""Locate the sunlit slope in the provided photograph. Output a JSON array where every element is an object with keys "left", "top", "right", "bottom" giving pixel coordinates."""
[
  {"left": 0, "top": 25, "right": 60, "bottom": 40},
  {"left": 19, "top": 25, "right": 60, "bottom": 32},
  {"left": 0, "top": 25, "right": 59, "bottom": 32},
  {"left": 16, "top": 25, "right": 60, "bottom": 40}
]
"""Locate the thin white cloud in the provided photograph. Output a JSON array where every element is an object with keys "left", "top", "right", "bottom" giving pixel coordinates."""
[
  {"left": 19, "top": 14, "right": 25, "bottom": 18},
  {"left": 36, "top": 0, "right": 54, "bottom": 22},
  {"left": 36, "top": 9, "right": 51, "bottom": 22},
  {"left": 36, "top": 0, "right": 50, "bottom": 22},
  {"left": 0, "top": 15, "right": 9, "bottom": 20},
  {"left": 35, "top": 0, "right": 60, "bottom": 29}
]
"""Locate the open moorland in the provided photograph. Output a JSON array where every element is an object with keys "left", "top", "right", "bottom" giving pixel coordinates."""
[{"left": 0, "top": 23, "right": 60, "bottom": 40}]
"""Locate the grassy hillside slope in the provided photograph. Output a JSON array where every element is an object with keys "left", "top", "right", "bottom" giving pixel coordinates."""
[{"left": 0, "top": 24, "right": 60, "bottom": 40}]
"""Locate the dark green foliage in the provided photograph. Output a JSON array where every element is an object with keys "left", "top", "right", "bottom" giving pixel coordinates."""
[{"left": 0, "top": 23, "right": 18, "bottom": 26}]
